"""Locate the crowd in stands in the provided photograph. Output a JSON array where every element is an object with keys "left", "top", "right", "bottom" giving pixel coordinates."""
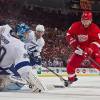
[{"left": 0, "top": 0, "right": 100, "bottom": 68}]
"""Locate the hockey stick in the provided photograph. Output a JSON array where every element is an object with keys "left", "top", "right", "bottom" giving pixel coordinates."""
[
  {"left": 42, "top": 66, "right": 69, "bottom": 87},
  {"left": 77, "top": 47, "right": 100, "bottom": 68},
  {"left": 9, "top": 71, "right": 66, "bottom": 90},
  {"left": 88, "top": 56, "right": 100, "bottom": 68}
]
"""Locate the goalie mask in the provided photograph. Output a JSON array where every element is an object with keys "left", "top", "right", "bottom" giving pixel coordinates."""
[{"left": 16, "top": 23, "right": 30, "bottom": 42}]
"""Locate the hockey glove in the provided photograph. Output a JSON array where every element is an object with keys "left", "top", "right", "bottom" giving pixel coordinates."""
[
  {"left": 75, "top": 47, "right": 83, "bottom": 55},
  {"left": 66, "top": 33, "right": 78, "bottom": 49},
  {"left": 84, "top": 47, "right": 93, "bottom": 58}
]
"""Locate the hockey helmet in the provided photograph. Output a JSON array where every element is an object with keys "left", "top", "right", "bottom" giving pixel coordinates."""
[
  {"left": 16, "top": 23, "right": 30, "bottom": 41},
  {"left": 81, "top": 11, "right": 92, "bottom": 28},
  {"left": 36, "top": 24, "right": 45, "bottom": 32},
  {"left": 81, "top": 11, "right": 92, "bottom": 20}
]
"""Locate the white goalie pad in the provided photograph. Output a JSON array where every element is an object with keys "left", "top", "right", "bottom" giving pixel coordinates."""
[
  {"left": 17, "top": 66, "right": 46, "bottom": 93},
  {"left": 8, "top": 75, "right": 27, "bottom": 85},
  {"left": 28, "top": 69, "right": 46, "bottom": 92},
  {"left": 0, "top": 75, "right": 13, "bottom": 91}
]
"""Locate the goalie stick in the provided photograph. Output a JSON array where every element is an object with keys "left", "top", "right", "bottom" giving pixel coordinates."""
[{"left": 9, "top": 72, "right": 66, "bottom": 90}]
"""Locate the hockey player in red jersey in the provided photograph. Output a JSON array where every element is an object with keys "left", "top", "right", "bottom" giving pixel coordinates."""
[{"left": 66, "top": 11, "right": 100, "bottom": 84}]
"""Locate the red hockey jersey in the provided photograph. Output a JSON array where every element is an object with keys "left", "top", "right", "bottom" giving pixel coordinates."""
[{"left": 66, "top": 21, "right": 100, "bottom": 50}]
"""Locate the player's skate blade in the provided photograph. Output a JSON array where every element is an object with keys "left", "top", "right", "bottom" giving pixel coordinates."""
[
  {"left": 64, "top": 80, "right": 70, "bottom": 87},
  {"left": 64, "top": 77, "right": 78, "bottom": 87}
]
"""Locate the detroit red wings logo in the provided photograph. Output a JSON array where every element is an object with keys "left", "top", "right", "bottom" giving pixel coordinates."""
[{"left": 77, "top": 34, "right": 88, "bottom": 42}]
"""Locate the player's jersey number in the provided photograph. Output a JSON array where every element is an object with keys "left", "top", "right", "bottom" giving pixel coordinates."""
[{"left": 0, "top": 46, "right": 6, "bottom": 62}]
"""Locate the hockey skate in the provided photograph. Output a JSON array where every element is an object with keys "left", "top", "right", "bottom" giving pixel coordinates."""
[{"left": 64, "top": 76, "right": 78, "bottom": 87}]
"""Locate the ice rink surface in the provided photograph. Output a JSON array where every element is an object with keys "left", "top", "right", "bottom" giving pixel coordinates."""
[{"left": 0, "top": 76, "right": 100, "bottom": 100}]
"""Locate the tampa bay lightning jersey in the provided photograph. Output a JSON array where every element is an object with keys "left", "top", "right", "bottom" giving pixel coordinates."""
[
  {"left": 25, "top": 30, "right": 45, "bottom": 57},
  {"left": 0, "top": 24, "right": 30, "bottom": 75}
]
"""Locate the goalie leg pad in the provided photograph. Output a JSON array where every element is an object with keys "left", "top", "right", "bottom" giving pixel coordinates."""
[
  {"left": 0, "top": 75, "right": 12, "bottom": 91},
  {"left": 18, "top": 67, "right": 46, "bottom": 93},
  {"left": 28, "top": 69, "right": 46, "bottom": 92}
]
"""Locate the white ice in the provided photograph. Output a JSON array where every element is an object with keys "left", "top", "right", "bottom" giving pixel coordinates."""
[{"left": 0, "top": 76, "right": 100, "bottom": 100}]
